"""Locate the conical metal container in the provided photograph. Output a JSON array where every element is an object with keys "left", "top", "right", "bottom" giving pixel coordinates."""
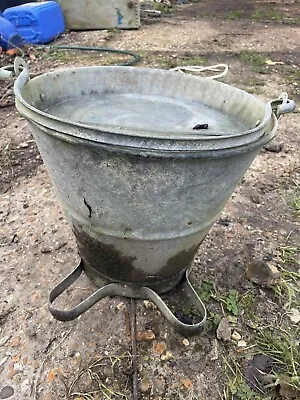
[{"left": 8, "top": 59, "right": 295, "bottom": 334}]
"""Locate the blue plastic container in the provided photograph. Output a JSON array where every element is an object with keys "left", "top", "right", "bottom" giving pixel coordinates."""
[
  {"left": 0, "top": 14, "right": 23, "bottom": 50},
  {"left": 3, "top": 1, "right": 65, "bottom": 44}
]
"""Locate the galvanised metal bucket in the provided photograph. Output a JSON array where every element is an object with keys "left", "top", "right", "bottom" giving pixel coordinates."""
[{"left": 5, "top": 58, "right": 295, "bottom": 335}]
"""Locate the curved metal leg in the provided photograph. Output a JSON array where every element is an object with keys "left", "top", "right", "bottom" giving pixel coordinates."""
[
  {"left": 141, "top": 269, "right": 206, "bottom": 336},
  {"left": 48, "top": 260, "right": 124, "bottom": 321},
  {"left": 49, "top": 263, "right": 206, "bottom": 335}
]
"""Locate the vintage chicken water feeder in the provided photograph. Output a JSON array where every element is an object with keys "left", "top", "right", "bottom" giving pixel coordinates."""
[{"left": 1, "top": 58, "right": 295, "bottom": 335}]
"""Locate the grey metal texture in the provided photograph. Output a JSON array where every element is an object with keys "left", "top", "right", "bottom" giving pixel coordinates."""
[
  {"left": 56, "top": 0, "right": 140, "bottom": 30},
  {"left": 12, "top": 63, "right": 295, "bottom": 332},
  {"left": 48, "top": 262, "right": 207, "bottom": 335},
  {"left": 14, "top": 65, "right": 281, "bottom": 289}
]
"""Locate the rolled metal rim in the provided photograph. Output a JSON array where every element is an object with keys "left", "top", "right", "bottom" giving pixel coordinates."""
[{"left": 13, "top": 63, "right": 281, "bottom": 154}]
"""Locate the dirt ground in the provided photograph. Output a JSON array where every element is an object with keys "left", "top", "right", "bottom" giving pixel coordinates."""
[{"left": 0, "top": 0, "right": 299, "bottom": 399}]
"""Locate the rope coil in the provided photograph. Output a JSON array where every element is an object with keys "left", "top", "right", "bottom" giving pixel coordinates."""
[{"left": 170, "top": 63, "right": 229, "bottom": 79}]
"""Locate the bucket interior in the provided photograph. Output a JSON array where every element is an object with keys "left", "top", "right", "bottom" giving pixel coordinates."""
[{"left": 21, "top": 66, "right": 267, "bottom": 137}]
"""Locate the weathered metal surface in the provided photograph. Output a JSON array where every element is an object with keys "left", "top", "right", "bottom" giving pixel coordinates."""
[
  {"left": 48, "top": 262, "right": 207, "bottom": 335},
  {"left": 56, "top": 0, "right": 140, "bottom": 30},
  {"left": 12, "top": 63, "right": 295, "bottom": 333},
  {"left": 14, "top": 65, "right": 280, "bottom": 287}
]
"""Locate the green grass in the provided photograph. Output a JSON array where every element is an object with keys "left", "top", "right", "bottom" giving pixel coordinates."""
[
  {"left": 252, "top": 8, "right": 284, "bottom": 22},
  {"left": 273, "top": 264, "right": 300, "bottom": 309},
  {"left": 197, "top": 281, "right": 216, "bottom": 302},
  {"left": 240, "top": 292, "right": 256, "bottom": 319},
  {"left": 255, "top": 326, "right": 300, "bottom": 393},
  {"left": 68, "top": 352, "right": 132, "bottom": 399},
  {"left": 223, "top": 357, "right": 259, "bottom": 400},
  {"left": 153, "top": 2, "right": 172, "bottom": 13},
  {"left": 294, "top": 197, "right": 300, "bottom": 214},
  {"left": 223, "top": 325, "right": 300, "bottom": 399},
  {"left": 279, "top": 246, "right": 299, "bottom": 265},
  {"left": 247, "top": 78, "right": 265, "bottom": 87},
  {"left": 37, "top": 47, "right": 131, "bottom": 67},
  {"left": 251, "top": 8, "right": 300, "bottom": 24},
  {"left": 228, "top": 10, "right": 242, "bottom": 20},
  {"left": 222, "top": 289, "right": 239, "bottom": 316},
  {"left": 239, "top": 51, "right": 267, "bottom": 69},
  {"left": 161, "top": 56, "right": 206, "bottom": 70}
]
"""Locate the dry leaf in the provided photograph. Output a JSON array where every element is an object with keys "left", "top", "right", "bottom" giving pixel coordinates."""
[
  {"left": 9, "top": 336, "right": 21, "bottom": 347},
  {"left": 7, "top": 370, "right": 18, "bottom": 379},
  {"left": 265, "top": 59, "right": 285, "bottom": 65},
  {"left": 181, "top": 378, "right": 193, "bottom": 390},
  {"left": 6, "top": 48, "right": 21, "bottom": 56},
  {"left": 116, "top": 302, "right": 125, "bottom": 310},
  {"left": 153, "top": 341, "right": 167, "bottom": 354},
  {"left": 136, "top": 330, "right": 156, "bottom": 342},
  {"left": 31, "top": 293, "right": 40, "bottom": 302},
  {"left": 47, "top": 369, "right": 56, "bottom": 383},
  {"left": 11, "top": 354, "right": 21, "bottom": 363}
]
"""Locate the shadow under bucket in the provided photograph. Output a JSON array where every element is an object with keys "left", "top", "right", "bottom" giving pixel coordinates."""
[{"left": 12, "top": 58, "right": 295, "bottom": 335}]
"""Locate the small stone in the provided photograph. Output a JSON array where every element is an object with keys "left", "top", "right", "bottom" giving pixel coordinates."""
[
  {"left": 182, "top": 338, "right": 189, "bottom": 346},
  {"left": 143, "top": 300, "right": 156, "bottom": 309},
  {"left": 216, "top": 318, "right": 231, "bottom": 342},
  {"left": 264, "top": 141, "right": 283, "bottom": 153},
  {"left": 231, "top": 331, "right": 242, "bottom": 341},
  {"left": 40, "top": 246, "right": 52, "bottom": 254},
  {"left": 7, "top": 370, "right": 18, "bottom": 379},
  {"left": 19, "top": 142, "right": 29, "bottom": 148},
  {"left": 289, "top": 308, "right": 300, "bottom": 324},
  {"left": 252, "top": 354, "right": 274, "bottom": 373},
  {"left": 250, "top": 193, "right": 261, "bottom": 204},
  {"left": 160, "top": 351, "right": 174, "bottom": 361},
  {"left": 116, "top": 302, "right": 125, "bottom": 310},
  {"left": 181, "top": 378, "right": 193, "bottom": 390},
  {"left": 0, "top": 386, "right": 14, "bottom": 399},
  {"left": 32, "top": 360, "right": 39, "bottom": 370},
  {"left": 9, "top": 336, "right": 21, "bottom": 347},
  {"left": 245, "top": 260, "right": 281, "bottom": 286},
  {"left": 136, "top": 330, "right": 156, "bottom": 342},
  {"left": 237, "top": 340, "right": 247, "bottom": 348}
]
